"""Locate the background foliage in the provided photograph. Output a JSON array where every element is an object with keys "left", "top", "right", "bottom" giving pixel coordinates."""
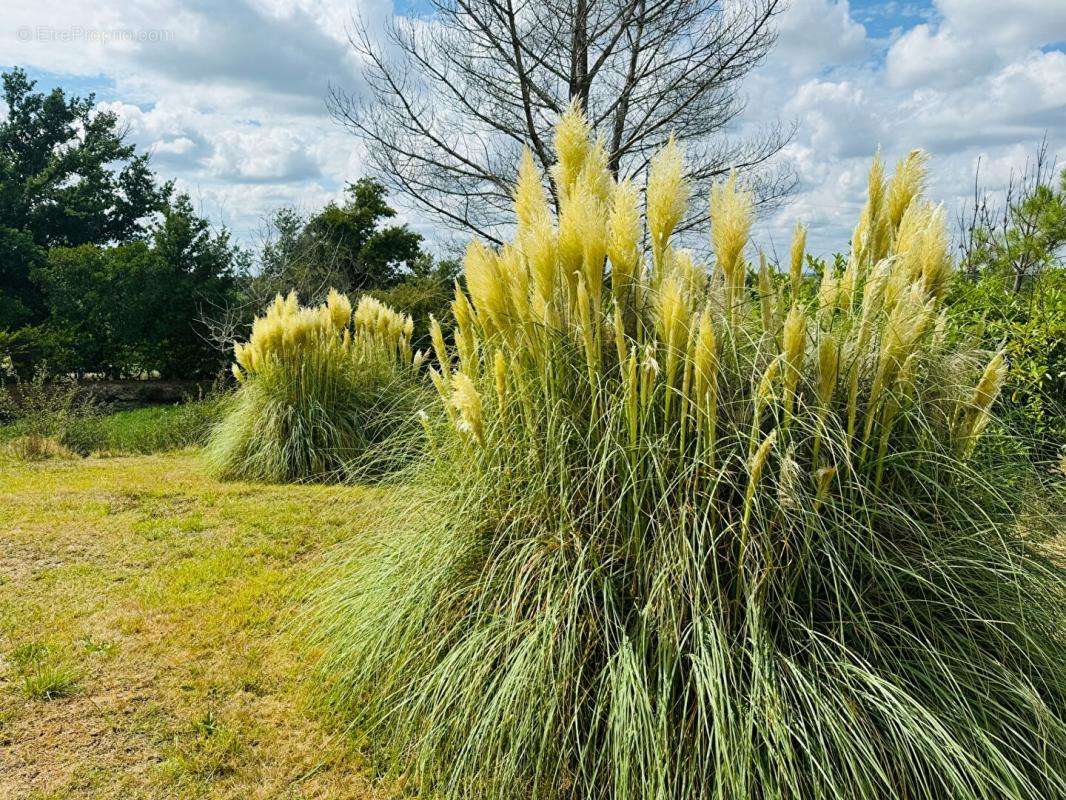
[
  {"left": 954, "top": 153, "right": 1066, "bottom": 456},
  {"left": 0, "top": 68, "right": 456, "bottom": 382}
]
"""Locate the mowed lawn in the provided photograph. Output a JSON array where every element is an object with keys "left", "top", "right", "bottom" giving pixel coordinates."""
[{"left": 0, "top": 451, "right": 395, "bottom": 800}]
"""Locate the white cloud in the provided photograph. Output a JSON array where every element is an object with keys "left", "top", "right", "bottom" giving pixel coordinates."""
[
  {"left": 772, "top": 0, "right": 868, "bottom": 77},
  {"left": 935, "top": 0, "right": 1066, "bottom": 51},
  {"left": 885, "top": 23, "right": 997, "bottom": 88},
  {"left": 885, "top": 0, "right": 1066, "bottom": 89},
  {"left": 786, "top": 79, "right": 883, "bottom": 159}
]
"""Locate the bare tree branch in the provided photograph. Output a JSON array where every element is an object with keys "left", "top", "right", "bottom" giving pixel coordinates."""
[{"left": 331, "top": 0, "right": 796, "bottom": 243}]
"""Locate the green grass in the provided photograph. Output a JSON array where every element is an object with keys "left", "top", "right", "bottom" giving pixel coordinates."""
[
  {"left": 21, "top": 666, "right": 80, "bottom": 701},
  {"left": 68, "top": 401, "right": 225, "bottom": 455},
  {"left": 0, "top": 451, "right": 401, "bottom": 799},
  {"left": 2, "top": 399, "right": 224, "bottom": 458}
]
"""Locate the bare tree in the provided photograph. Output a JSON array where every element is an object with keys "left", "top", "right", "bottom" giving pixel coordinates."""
[{"left": 331, "top": 0, "right": 795, "bottom": 246}]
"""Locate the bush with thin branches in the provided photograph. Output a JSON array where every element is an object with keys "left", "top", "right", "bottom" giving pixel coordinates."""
[
  {"left": 309, "top": 108, "right": 1066, "bottom": 799},
  {"left": 205, "top": 290, "right": 423, "bottom": 482}
]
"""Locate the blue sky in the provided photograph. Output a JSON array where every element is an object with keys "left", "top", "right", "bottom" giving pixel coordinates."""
[{"left": 2, "top": 0, "right": 1064, "bottom": 257}]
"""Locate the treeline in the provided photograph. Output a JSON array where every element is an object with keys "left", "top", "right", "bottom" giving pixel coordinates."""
[{"left": 0, "top": 67, "right": 453, "bottom": 380}]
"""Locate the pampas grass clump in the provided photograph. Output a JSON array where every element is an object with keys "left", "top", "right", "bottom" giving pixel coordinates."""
[
  {"left": 205, "top": 290, "right": 423, "bottom": 482},
  {"left": 310, "top": 108, "right": 1066, "bottom": 799}
]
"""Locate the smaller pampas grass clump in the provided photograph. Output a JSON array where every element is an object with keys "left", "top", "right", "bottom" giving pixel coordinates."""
[
  {"left": 205, "top": 290, "right": 424, "bottom": 482},
  {"left": 308, "top": 106, "right": 1066, "bottom": 800}
]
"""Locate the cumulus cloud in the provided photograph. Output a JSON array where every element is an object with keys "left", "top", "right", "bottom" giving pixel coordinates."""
[
  {"left": 885, "top": 23, "right": 997, "bottom": 89},
  {"left": 771, "top": 0, "right": 868, "bottom": 78},
  {"left": 934, "top": 0, "right": 1066, "bottom": 51},
  {"left": 131, "top": 0, "right": 363, "bottom": 107}
]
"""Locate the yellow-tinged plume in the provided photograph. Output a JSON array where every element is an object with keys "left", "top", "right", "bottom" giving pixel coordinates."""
[
  {"left": 647, "top": 137, "right": 689, "bottom": 264},
  {"left": 576, "top": 134, "right": 615, "bottom": 207},
  {"left": 233, "top": 288, "right": 412, "bottom": 381},
  {"left": 607, "top": 179, "right": 641, "bottom": 296},
  {"left": 781, "top": 304, "right": 807, "bottom": 419},
  {"left": 552, "top": 100, "right": 592, "bottom": 202},
  {"left": 855, "top": 152, "right": 888, "bottom": 264},
  {"left": 880, "top": 283, "right": 933, "bottom": 380},
  {"left": 711, "top": 171, "right": 754, "bottom": 318},
  {"left": 557, "top": 196, "right": 586, "bottom": 298},
  {"left": 894, "top": 200, "right": 930, "bottom": 282},
  {"left": 514, "top": 148, "right": 551, "bottom": 245},
  {"left": 742, "top": 427, "right": 779, "bottom": 538},
  {"left": 956, "top": 350, "right": 1007, "bottom": 456},
  {"left": 758, "top": 252, "right": 774, "bottom": 332},
  {"left": 527, "top": 218, "right": 559, "bottom": 303},
  {"left": 451, "top": 287, "right": 477, "bottom": 369},
  {"left": 499, "top": 244, "right": 531, "bottom": 326},
  {"left": 464, "top": 239, "right": 509, "bottom": 330},
  {"left": 748, "top": 428, "right": 778, "bottom": 484},
  {"left": 353, "top": 295, "right": 412, "bottom": 346},
  {"left": 789, "top": 222, "right": 807, "bottom": 297},
  {"left": 971, "top": 350, "right": 1007, "bottom": 416},
  {"left": 326, "top": 288, "right": 352, "bottom": 331},
  {"left": 578, "top": 193, "right": 608, "bottom": 306},
  {"left": 656, "top": 273, "right": 692, "bottom": 361},
  {"left": 755, "top": 355, "right": 782, "bottom": 410},
  {"left": 886, "top": 149, "right": 929, "bottom": 232},
  {"left": 451, "top": 371, "right": 485, "bottom": 444},
  {"left": 918, "top": 205, "right": 952, "bottom": 301},
  {"left": 816, "top": 334, "right": 839, "bottom": 406},
  {"left": 692, "top": 308, "right": 718, "bottom": 403},
  {"left": 817, "top": 265, "right": 841, "bottom": 324},
  {"left": 711, "top": 172, "right": 753, "bottom": 278}
]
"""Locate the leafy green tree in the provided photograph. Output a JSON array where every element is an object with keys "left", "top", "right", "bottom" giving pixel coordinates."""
[
  {"left": 34, "top": 243, "right": 153, "bottom": 375},
  {"left": 259, "top": 207, "right": 308, "bottom": 282},
  {"left": 143, "top": 195, "right": 245, "bottom": 377},
  {"left": 0, "top": 67, "right": 169, "bottom": 248},
  {"left": 0, "top": 227, "right": 45, "bottom": 328},
  {"left": 255, "top": 206, "right": 329, "bottom": 301},
  {"left": 960, "top": 145, "right": 1066, "bottom": 291},
  {"left": 300, "top": 178, "right": 423, "bottom": 290},
  {"left": 30, "top": 195, "right": 244, "bottom": 378},
  {"left": 246, "top": 180, "right": 426, "bottom": 316},
  {"left": 0, "top": 66, "right": 169, "bottom": 330}
]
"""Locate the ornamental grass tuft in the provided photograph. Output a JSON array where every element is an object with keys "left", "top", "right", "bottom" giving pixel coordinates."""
[
  {"left": 205, "top": 290, "right": 424, "bottom": 482},
  {"left": 309, "top": 107, "right": 1066, "bottom": 799}
]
